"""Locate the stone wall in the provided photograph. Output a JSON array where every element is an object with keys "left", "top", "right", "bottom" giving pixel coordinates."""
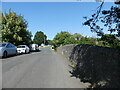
[
  {"left": 57, "top": 44, "right": 120, "bottom": 88},
  {"left": 57, "top": 44, "right": 76, "bottom": 62}
]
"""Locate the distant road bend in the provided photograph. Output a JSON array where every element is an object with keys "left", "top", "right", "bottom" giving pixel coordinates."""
[{"left": 2, "top": 47, "right": 88, "bottom": 88}]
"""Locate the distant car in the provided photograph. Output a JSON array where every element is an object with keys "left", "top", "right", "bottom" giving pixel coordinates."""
[
  {"left": 17, "top": 45, "right": 30, "bottom": 54},
  {"left": 0, "top": 43, "right": 17, "bottom": 58},
  {"left": 29, "top": 44, "right": 39, "bottom": 51}
]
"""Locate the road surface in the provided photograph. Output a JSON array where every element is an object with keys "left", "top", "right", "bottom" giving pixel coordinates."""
[{"left": 2, "top": 47, "right": 88, "bottom": 88}]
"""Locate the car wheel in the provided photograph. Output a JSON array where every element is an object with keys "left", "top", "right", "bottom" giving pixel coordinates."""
[
  {"left": 15, "top": 50, "right": 18, "bottom": 55},
  {"left": 28, "top": 50, "right": 30, "bottom": 53},
  {"left": 25, "top": 50, "right": 27, "bottom": 54},
  {"left": 3, "top": 51, "right": 7, "bottom": 58}
]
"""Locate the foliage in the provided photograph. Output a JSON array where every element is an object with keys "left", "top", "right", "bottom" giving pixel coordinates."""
[
  {"left": 53, "top": 31, "right": 72, "bottom": 47},
  {"left": 83, "top": 2, "right": 120, "bottom": 37},
  {"left": 47, "top": 40, "right": 54, "bottom": 45},
  {"left": 100, "top": 34, "right": 120, "bottom": 48},
  {"left": 1, "top": 9, "right": 32, "bottom": 45},
  {"left": 44, "top": 40, "right": 52, "bottom": 45},
  {"left": 33, "top": 31, "right": 47, "bottom": 45},
  {"left": 79, "top": 37, "right": 97, "bottom": 45},
  {"left": 83, "top": 2, "right": 120, "bottom": 48},
  {"left": 51, "top": 31, "right": 120, "bottom": 49},
  {"left": 73, "top": 33, "right": 82, "bottom": 40},
  {"left": 64, "top": 36, "right": 76, "bottom": 45},
  {"left": 51, "top": 31, "right": 99, "bottom": 49}
]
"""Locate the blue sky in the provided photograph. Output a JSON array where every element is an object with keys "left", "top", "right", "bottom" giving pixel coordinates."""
[{"left": 2, "top": 2, "right": 115, "bottom": 40}]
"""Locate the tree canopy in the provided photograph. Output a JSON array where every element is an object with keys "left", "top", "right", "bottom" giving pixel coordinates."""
[
  {"left": 53, "top": 31, "right": 73, "bottom": 47},
  {"left": 33, "top": 31, "right": 47, "bottom": 45},
  {"left": 50, "top": 31, "right": 99, "bottom": 49},
  {"left": 1, "top": 10, "right": 32, "bottom": 45},
  {"left": 83, "top": 2, "right": 120, "bottom": 37},
  {"left": 83, "top": 1, "right": 120, "bottom": 48}
]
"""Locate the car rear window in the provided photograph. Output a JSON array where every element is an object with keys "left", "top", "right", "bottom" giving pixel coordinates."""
[{"left": 0, "top": 43, "right": 6, "bottom": 47}]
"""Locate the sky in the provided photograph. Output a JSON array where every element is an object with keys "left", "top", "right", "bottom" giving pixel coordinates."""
[
  {"left": 1, "top": 0, "right": 115, "bottom": 2},
  {"left": 2, "top": 1, "right": 115, "bottom": 40}
]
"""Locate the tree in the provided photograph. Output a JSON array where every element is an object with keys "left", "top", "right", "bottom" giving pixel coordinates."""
[
  {"left": 100, "top": 34, "right": 120, "bottom": 48},
  {"left": 64, "top": 35, "right": 76, "bottom": 45},
  {"left": 83, "top": 1, "right": 120, "bottom": 48},
  {"left": 1, "top": 9, "right": 32, "bottom": 45},
  {"left": 83, "top": 1, "right": 120, "bottom": 37},
  {"left": 33, "top": 31, "right": 47, "bottom": 45},
  {"left": 46, "top": 40, "right": 54, "bottom": 45},
  {"left": 52, "top": 31, "right": 99, "bottom": 48},
  {"left": 73, "top": 33, "right": 82, "bottom": 40},
  {"left": 53, "top": 31, "right": 73, "bottom": 47}
]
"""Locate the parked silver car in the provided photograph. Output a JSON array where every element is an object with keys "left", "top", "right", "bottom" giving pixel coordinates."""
[
  {"left": 0, "top": 43, "right": 17, "bottom": 58},
  {"left": 17, "top": 45, "right": 30, "bottom": 54}
]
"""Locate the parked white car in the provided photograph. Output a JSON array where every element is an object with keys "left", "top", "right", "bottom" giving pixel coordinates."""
[
  {"left": 17, "top": 45, "right": 30, "bottom": 54},
  {"left": 0, "top": 43, "right": 17, "bottom": 58},
  {"left": 29, "top": 44, "right": 39, "bottom": 51}
]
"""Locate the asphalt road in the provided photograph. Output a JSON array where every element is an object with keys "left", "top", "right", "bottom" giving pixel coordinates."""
[{"left": 2, "top": 47, "right": 89, "bottom": 88}]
